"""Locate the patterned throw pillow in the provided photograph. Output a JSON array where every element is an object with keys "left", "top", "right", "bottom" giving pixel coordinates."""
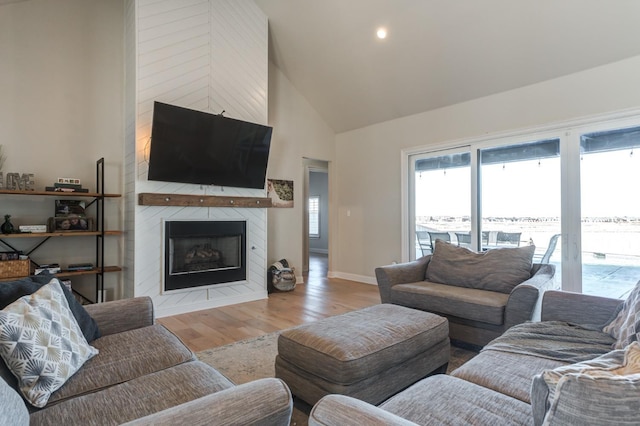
[
  {"left": 531, "top": 342, "right": 640, "bottom": 426},
  {"left": 0, "top": 279, "right": 98, "bottom": 408},
  {"left": 603, "top": 280, "right": 640, "bottom": 349},
  {"left": 0, "top": 274, "right": 101, "bottom": 342}
]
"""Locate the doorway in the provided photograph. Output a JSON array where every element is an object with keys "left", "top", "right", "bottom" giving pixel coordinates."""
[{"left": 304, "top": 159, "right": 329, "bottom": 278}]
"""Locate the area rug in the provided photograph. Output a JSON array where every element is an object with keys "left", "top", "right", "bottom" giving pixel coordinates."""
[{"left": 196, "top": 331, "right": 478, "bottom": 425}]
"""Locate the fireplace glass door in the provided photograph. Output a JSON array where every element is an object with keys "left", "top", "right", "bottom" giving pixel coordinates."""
[{"left": 163, "top": 220, "right": 247, "bottom": 291}]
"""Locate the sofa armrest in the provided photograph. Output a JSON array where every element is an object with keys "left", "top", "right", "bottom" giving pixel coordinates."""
[
  {"left": 504, "top": 263, "right": 557, "bottom": 328},
  {"left": 541, "top": 290, "right": 622, "bottom": 325},
  {"left": 122, "top": 378, "right": 293, "bottom": 426},
  {"left": 375, "top": 257, "right": 430, "bottom": 303},
  {"left": 309, "top": 395, "right": 419, "bottom": 426},
  {"left": 84, "top": 297, "right": 154, "bottom": 336}
]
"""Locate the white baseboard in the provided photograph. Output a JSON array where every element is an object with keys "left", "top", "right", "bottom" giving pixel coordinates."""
[{"left": 328, "top": 271, "right": 378, "bottom": 286}]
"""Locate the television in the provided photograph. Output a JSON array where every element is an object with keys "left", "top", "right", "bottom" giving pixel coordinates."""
[{"left": 148, "top": 101, "right": 272, "bottom": 189}]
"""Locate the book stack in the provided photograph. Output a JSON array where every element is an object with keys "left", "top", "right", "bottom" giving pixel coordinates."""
[
  {"left": 18, "top": 225, "right": 47, "bottom": 233},
  {"left": 34, "top": 263, "right": 61, "bottom": 275},
  {"left": 45, "top": 177, "right": 89, "bottom": 193},
  {"left": 67, "top": 263, "right": 94, "bottom": 271}
]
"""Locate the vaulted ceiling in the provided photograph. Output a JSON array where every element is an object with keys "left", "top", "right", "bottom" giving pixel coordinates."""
[{"left": 253, "top": 0, "right": 640, "bottom": 133}]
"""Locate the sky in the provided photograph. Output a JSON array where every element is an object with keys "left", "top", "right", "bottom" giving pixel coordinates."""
[{"left": 415, "top": 149, "right": 639, "bottom": 219}]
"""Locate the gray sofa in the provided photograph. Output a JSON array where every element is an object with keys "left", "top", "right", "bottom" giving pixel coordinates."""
[
  {"left": 309, "top": 290, "right": 637, "bottom": 425},
  {"left": 1, "top": 296, "right": 293, "bottom": 426},
  {"left": 376, "top": 241, "right": 557, "bottom": 346}
]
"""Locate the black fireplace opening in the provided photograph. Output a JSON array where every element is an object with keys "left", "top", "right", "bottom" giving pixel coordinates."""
[{"left": 164, "top": 220, "right": 246, "bottom": 292}]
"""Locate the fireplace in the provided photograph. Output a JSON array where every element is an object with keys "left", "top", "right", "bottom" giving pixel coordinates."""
[{"left": 163, "top": 220, "right": 246, "bottom": 292}]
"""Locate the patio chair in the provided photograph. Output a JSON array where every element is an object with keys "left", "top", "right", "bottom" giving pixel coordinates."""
[
  {"left": 496, "top": 231, "right": 522, "bottom": 247},
  {"left": 540, "top": 234, "right": 561, "bottom": 263},
  {"left": 416, "top": 231, "right": 432, "bottom": 256},
  {"left": 454, "top": 232, "right": 471, "bottom": 247},
  {"left": 427, "top": 232, "right": 451, "bottom": 252}
]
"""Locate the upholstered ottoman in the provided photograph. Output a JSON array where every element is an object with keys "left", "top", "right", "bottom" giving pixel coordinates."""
[{"left": 275, "top": 303, "right": 449, "bottom": 406}]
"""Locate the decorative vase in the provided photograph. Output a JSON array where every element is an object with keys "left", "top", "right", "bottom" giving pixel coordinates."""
[{"left": 1, "top": 214, "right": 14, "bottom": 234}]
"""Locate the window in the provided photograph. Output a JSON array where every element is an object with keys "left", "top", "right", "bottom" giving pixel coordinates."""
[
  {"left": 406, "top": 113, "right": 640, "bottom": 299},
  {"left": 579, "top": 126, "right": 640, "bottom": 298},
  {"left": 479, "top": 139, "right": 561, "bottom": 260},
  {"left": 309, "top": 196, "right": 320, "bottom": 238},
  {"left": 411, "top": 149, "right": 471, "bottom": 257}
]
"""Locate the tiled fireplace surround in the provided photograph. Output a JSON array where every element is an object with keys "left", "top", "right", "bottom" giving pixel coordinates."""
[
  {"left": 133, "top": 196, "right": 269, "bottom": 318},
  {"left": 125, "top": 0, "right": 270, "bottom": 318}
]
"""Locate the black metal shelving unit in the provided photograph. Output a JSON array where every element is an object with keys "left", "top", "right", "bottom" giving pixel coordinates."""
[{"left": 0, "top": 158, "right": 122, "bottom": 303}]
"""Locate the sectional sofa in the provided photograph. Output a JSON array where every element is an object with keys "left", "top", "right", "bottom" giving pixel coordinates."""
[
  {"left": 309, "top": 289, "right": 640, "bottom": 425},
  {"left": 0, "top": 276, "right": 293, "bottom": 425}
]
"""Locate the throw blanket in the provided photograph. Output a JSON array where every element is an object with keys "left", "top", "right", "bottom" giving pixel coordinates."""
[{"left": 482, "top": 321, "right": 616, "bottom": 363}]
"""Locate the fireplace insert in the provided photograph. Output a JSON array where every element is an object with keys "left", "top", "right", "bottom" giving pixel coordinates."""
[{"left": 163, "top": 220, "right": 246, "bottom": 292}]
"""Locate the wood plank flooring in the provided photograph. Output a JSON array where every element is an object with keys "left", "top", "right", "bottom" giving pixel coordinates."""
[{"left": 158, "top": 254, "right": 381, "bottom": 352}]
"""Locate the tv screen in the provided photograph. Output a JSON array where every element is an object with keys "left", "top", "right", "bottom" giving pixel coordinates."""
[{"left": 148, "top": 102, "right": 272, "bottom": 189}]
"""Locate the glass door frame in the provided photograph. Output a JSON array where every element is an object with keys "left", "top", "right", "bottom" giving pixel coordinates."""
[
  {"left": 405, "top": 145, "right": 473, "bottom": 261},
  {"left": 562, "top": 115, "right": 640, "bottom": 293},
  {"left": 403, "top": 108, "right": 640, "bottom": 294}
]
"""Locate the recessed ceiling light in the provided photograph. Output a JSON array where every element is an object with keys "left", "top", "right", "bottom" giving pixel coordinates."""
[{"left": 376, "top": 28, "right": 387, "bottom": 39}]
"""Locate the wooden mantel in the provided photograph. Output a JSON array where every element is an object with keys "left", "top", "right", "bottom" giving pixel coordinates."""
[{"left": 138, "top": 193, "right": 272, "bottom": 208}]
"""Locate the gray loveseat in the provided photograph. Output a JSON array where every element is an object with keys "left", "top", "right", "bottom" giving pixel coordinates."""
[
  {"left": 1, "top": 296, "right": 293, "bottom": 426},
  {"left": 309, "top": 290, "right": 640, "bottom": 425},
  {"left": 376, "top": 240, "right": 557, "bottom": 346}
]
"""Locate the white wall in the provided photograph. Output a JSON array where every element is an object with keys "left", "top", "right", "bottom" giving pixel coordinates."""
[
  {"left": 266, "top": 63, "right": 335, "bottom": 279},
  {"left": 334, "top": 55, "right": 640, "bottom": 281},
  {"left": 0, "top": 0, "right": 124, "bottom": 300}
]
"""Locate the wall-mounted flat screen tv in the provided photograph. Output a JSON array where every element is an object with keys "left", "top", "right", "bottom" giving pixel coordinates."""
[{"left": 148, "top": 101, "right": 272, "bottom": 189}]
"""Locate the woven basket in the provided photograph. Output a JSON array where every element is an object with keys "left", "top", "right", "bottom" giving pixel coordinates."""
[{"left": 0, "top": 259, "right": 30, "bottom": 279}]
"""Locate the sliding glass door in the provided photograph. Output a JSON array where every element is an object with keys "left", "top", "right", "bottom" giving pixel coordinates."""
[
  {"left": 410, "top": 149, "right": 471, "bottom": 259},
  {"left": 579, "top": 126, "right": 640, "bottom": 298},
  {"left": 479, "top": 139, "right": 561, "bottom": 264},
  {"left": 406, "top": 113, "right": 640, "bottom": 299}
]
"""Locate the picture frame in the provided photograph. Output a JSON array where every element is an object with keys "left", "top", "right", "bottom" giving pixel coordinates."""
[
  {"left": 267, "top": 179, "right": 294, "bottom": 208},
  {"left": 55, "top": 199, "right": 86, "bottom": 217},
  {"left": 48, "top": 216, "right": 93, "bottom": 232}
]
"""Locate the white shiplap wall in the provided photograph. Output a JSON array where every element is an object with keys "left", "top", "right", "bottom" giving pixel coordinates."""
[{"left": 126, "top": 0, "right": 269, "bottom": 317}]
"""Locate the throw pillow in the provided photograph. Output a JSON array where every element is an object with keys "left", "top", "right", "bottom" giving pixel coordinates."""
[
  {"left": 531, "top": 341, "right": 640, "bottom": 426},
  {"left": 426, "top": 240, "right": 535, "bottom": 293},
  {"left": 0, "top": 280, "right": 99, "bottom": 408},
  {"left": 0, "top": 274, "right": 101, "bottom": 342},
  {"left": 603, "top": 280, "right": 640, "bottom": 349}
]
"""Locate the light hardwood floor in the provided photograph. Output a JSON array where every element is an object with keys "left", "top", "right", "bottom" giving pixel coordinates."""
[{"left": 158, "top": 254, "right": 381, "bottom": 352}]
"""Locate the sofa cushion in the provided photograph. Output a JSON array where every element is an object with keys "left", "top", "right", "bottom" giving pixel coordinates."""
[
  {"left": 603, "top": 280, "right": 640, "bottom": 349},
  {"left": 452, "top": 349, "right": 566, "bottom": 403},
  {"left": 531, "top": 341, "right": 640, "bottom": 426},
  {"left": 0, "top": 280, "right": 98, "bottom": 408},
  {"left": 0, "top": 274, "right": 100, "bottom": 342},
  {"left": 391, "top": 281, "right": 509, "bottom": 325},
  {"left": 0, "top": 377, "right": 28, "bottom": 426},
  {"left": 30, "top": 361, "right": 234, "bottom": 426},
  {"left": 426, "top": 240, "right": 535, "bottom": 294},
  {"left": 46, "top": 323, "right": 195, "bottom": 405},
  {"left": 379, "top": 375, "right": 532, "bottom": 425}
]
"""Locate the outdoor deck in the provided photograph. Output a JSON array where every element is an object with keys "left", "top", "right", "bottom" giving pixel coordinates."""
[{"left": 574, "top": 263, "right": 640, "bottom": 299}]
